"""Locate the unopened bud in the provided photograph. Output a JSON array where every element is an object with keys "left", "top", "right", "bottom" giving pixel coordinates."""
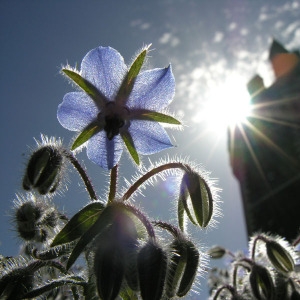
[
  {"left": 93, "top": 204, "right": 140, "bottom": 299},
  {"left": 266, "top": 240, "right": 295, "bottom": 273},
  {"left": 207, "top": 246, "right": 227, "bottom": 259},
  {"left": 177, "top": 240, "right": 199, "bottom": 297},
  {"left": 138, "top": 241, "right": 167, "bottom": 300},
  {"left": 166, "top": 239, "right": 187, "bottom": 298},
  {"left": 23, "top": 145, "right": 64, "bottom": 195},
  {"left": 94, "top": 232, "right": 125, "bottom": 300},
  {"left": 250, "top": 264, "right": 275, "bottom": 300},
  {"left": 15, "top": 196, "right": 60, "bottom": 242},
  {"left": 181, "top": 171, "right": 213, "bottom": 228},
  {"left": 166, "top": 239, "right": 199, "bottom": 298}
]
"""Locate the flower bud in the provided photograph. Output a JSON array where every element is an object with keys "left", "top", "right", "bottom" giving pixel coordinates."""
[
  {"left": 93, "top": 205, "right": 140, "bottom": 299},
  {"left": 15, "top": 196, "right": 60, "bottom": 242},
  {"left": 0, "top": 270, "right": 33, "bottom": 299},
  {"left": 94, "top": 231, "right": 125, "bottom": 300},
  {"left": 181, "top": 171, "right": 213, "bottom": 228},
  {"left": 166, "top": 239, "right": 187, "bottom": 298},
  {"left": 266, "top": 240, "right": 295, "bottom": 273},
  {"left": 207, "top": 246, "right": 227, "bottom": 259},
  {"left": 177, "top": 240, "right": 199, "bottom": 297},
  {"left": 137, "top": 240, "right": 167, "bottom": 300},
  {"left": 115, "top": 208, "right": 140, "bottom": 292},
  {"left": 249, "top": 264, "right": 275, "bottom": 300},
  {"left": 166, "top": 239, "right": 199, "bottom": 298},
  {"left": 23, "top": 145, "right": 64, "bottom": 195}
]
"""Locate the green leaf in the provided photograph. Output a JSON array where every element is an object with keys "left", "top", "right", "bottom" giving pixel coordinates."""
[
  {"left": 62, "top": 69, "right": 106, "bottom": 107},
  {"left": 116, "top": 47, "right": 148, "bottom": 103},
  {"left": 66, "top": 205, "right": 114, "bottom": 270},
  {"left": 71, "top": 122, "right": 102, "bottom": 150},
  {"left": 51, "top": 202, "right": 105, "bottom": 247},
  {"left": 135, "top": 110, "right": 181, "bottom": 125},
  {"left": 121, "top": 131, "right": 139, "bottom": 165}
]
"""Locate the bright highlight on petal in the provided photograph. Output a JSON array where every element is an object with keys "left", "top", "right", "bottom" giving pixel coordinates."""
[{"left": 200, "top": 75, "right": 252, "bottom": 134}]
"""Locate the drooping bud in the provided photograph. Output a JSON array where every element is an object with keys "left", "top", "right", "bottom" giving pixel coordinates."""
[
  {"left": 115, "top": 208, "right": 140, "bottom": 292},
  {"left": 266, "top": 240, "right": 295, "bottom": 273},
  {"left": 137, "top": 240, "right": 167, "bottom": 300},
  {"left": 16, "top": 200, "right": 42, "bottom": 241},
  {"left": 176, "top": 240, "right": 199, "bottom": 297},
  {"left": 166, "top": 238, "right": 199, "bottom": 298},
  {"left": 93, "top": 204, "right": 140, "bottom": 299},
  {"left": 94, "top": 235, "right": 125, "bottom": 300},
  {"left": 0, "top": 267, "right": 34, "bottom": 299},
  {"left": 180, "top": 170, "right": 213, "bottom": 228},
  {"left": 23, "top": 144, "right": 64, "bottom": 195},
  {"left": 166, "top": 239, "right": 187, "bottom": 298},
  {"left": 14, "top": 195, "right": 60, "bottom": 242},
  {"left": 207, "top": 246, "right": 227, "bottom": 259},
  {"left": 249, "top": 264, "right": 275, "bottom": 300}
]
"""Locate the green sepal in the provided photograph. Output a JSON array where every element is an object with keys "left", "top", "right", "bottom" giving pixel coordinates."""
[
  {"left": 166, "top": 240, "right": 188, "bottom": 298},
  {"left": 177, "top": 241, "right": 199, "bottom": 297},
  {"left": 121, "top": 131, "right": 140, "bottom": 165},
  {"left": 51, "top": 202, "right": 105, "bottom": 247},
  {"left": 116, "top": 47, "right": 148, "bottom": 103},
  {"left": 266, "top": 240, "right": 295, "bottom": 273},
  {"left": 66, "top": 205, "right": 114, "bottom": 270},
  {"left": 178, "top": 183, "right": 188, "bottom": 231},
  {"left": 134, "top": 110, "right": 181, "bottom": 125},
  {"left": 250, "top": 264, "right": 275, "bottom": 300},
  {"left": 179, "top": 176, "right": 197, "bottom": 227},
  {"left": 71, "top": 122, "right": 103, "bottom": 151},
  {"left": 62, "top": 69, "right": 106, "bottom": 106}
]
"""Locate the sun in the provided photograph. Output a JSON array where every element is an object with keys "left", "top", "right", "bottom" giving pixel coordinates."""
[{"left": 201, "top": 75, "right": 252, "bottom": 134}]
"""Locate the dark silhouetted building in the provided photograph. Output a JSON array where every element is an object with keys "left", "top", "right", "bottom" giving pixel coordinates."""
[{"left": 228, "top": 40, "right": 300, "bottom": 241}]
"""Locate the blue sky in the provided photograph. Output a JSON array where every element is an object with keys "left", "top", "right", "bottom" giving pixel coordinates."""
[{"left": 1, "top": 1, "right": 300, "bottom": 298}]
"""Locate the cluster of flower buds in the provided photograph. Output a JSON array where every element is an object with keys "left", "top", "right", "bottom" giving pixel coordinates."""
[
  {"left": 53, "top": 202, "right": 202, "bottom": 300},
  {"left": 14, "top": 194, "right": 63, "bottom": 242},
  {"left": 208, "top": 233, "right": 300, "bottom": 300},
  {"left": 12, "top": 137, "right": 69, "bottom": 245}
]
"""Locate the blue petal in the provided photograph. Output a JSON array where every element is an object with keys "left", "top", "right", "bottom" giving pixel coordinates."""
[
  {"left": 81, "top": 47, "right": 127, "bottom": 101},
  {"left": 127, "top": 65, "right": 175, "bottom": 111},
  {"left": 86, "top": 131, "right": 124, "bottom": 170},
  {"left": 128, "top": 120, "right": 173, "bottom": 155},
  {"left": 57, "top": 92, "right": 98, "bottom": 131}
]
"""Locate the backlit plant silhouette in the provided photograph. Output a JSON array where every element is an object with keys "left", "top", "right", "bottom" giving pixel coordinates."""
[{"left": 1, "top": 45, "right": 221, "bottom": 300}]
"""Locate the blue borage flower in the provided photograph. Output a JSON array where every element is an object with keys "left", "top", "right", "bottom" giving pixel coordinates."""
[{"left": 57, "top": 45, "right": 180, "bottom": 170}]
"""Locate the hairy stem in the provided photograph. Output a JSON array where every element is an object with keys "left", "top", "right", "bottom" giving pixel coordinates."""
[
  {"left": 213, "top": 285, "right": 236, "bottom": 300},
  {"left": 122, "top": 162, "right": 190, "bottom": 201},
  {"left": 63, "top": 150, "right": 98, "bottom": 200},
  {"left": 251, "top": 235, "right": 268, "bottom": 261},
  {"left": 108, "top": 164, "right": 118, "bottom": 203},
  {"left": 22, "top": 276, "right": 87, "bottom": 299}
]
